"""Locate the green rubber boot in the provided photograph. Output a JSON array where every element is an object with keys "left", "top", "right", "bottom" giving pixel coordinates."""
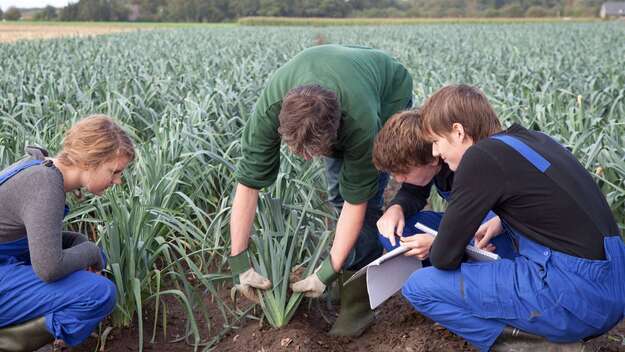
[
  {"left": 328, "top": 270, "right": 375, "bottom": 337},
  {"left": 0, "top": 317, "right": 54, "bottom": 352}
]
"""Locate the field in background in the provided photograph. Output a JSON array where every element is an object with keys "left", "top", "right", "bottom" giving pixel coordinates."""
[
  {"left": 0, "top": 17, "right": 606, "bottom": 43},
  {"left": 238, "top": 16, "right": 599, "bottom": 26},
  {"left": 2, "top": 22, "right": 625, "bottom": 351},
  {"left": 0, "top": 21, "right": 235, "bottom": 43},
  {"left": 0, "top": 23, "right": 138, "bottom": 43}
]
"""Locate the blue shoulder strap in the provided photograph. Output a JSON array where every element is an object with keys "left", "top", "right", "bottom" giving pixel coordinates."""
[
  {"left": 490, "top": 135, "right": 551, "bottom": 173},
  {"left": 0, "top": 159, "right": 45, "bottom": 186},
  {"left": 0, "top": 159, "right": 70, "bottom": 217}
]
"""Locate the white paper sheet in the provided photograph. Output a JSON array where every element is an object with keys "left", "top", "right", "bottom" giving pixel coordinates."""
[
  {"left": 365, "top": 254, "right": 422, "bottom": 308},
  {"left": 344, "top": 222, "right": 500, "bottom": 309},
  {"left": 414, "top": 222, "right": 500, "bottom": 261},
  {"left": 344, "top": 244, "right": 421, "bottom": 309},
  {"left": 345, "top": 245, "right": 408, "bottom": 285}
]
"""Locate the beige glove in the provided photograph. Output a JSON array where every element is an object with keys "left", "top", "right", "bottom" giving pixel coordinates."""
[
  {"left": 233, "top": 268, "right": 272, "bottom": 304},
  {"left": 291, "top": 272, "right": 326, "bottom": 298},
  {"left": 290, "top": 257, "right": 337, "bottom": 298},
  {"left": 229, "top": 250, "right": 272, "bottom": 304}
]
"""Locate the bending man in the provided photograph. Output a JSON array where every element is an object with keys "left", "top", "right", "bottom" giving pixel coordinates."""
[{"left": 228, "top": 44, "right": 413, "bottom": 336}]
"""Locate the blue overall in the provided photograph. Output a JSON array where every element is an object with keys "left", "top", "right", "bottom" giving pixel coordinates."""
[
  {"left": 0, "top": 160, "right": 116, "bottom": 347},
  {"left": 378, "top": 184, "right": 516, "bottom": 261},
  {"left": 401, "top": 135, "right": 625, "bottom": 351}
]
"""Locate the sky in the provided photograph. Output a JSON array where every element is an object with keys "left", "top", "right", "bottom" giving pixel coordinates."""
[{"left": 0, "top": 0, "right": 73, "bottom": 10}]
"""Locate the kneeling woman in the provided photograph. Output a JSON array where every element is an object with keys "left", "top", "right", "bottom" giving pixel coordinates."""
[{"left": 0, "top": 115, "right": 134, "bottom": 351}]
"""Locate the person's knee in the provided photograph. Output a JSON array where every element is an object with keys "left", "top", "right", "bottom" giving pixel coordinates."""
[
  {"left": 402, "top": 269, "right": 437, "bottom": 309},
  {"left": 90, "top": 276, "right": 117, "bottom": 315}
]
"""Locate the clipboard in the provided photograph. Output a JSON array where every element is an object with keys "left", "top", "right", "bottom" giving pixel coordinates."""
[
  {"left": 344, "top": 222, "right": 500, "bottom": 309},
  {"left": 344, "top": 245, "right": 422, "bottom": 309}
]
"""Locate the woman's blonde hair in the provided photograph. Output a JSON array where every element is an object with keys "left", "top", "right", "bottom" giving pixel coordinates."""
[{"left": 57, "top": 114, "right": 135, "bottom": 168}]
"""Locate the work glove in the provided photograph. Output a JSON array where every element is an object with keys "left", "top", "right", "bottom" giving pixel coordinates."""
[
  {"left": 290, "top": 256, "right": 338, "bottom": 298},
  {"left": 229, "top": 249, "right": 272, "bottom": 304}
]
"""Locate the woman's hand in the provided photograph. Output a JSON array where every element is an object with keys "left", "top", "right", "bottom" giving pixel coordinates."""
[{"left": 401, "top": 234, "right": 435, "bottom": 260}]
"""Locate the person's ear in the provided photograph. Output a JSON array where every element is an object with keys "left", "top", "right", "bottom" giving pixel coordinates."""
[{"left": 451, "top": 123, "right": 466, "bottom": 142}]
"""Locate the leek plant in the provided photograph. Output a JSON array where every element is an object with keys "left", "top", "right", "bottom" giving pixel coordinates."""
[
  {"left": 245, "top": 151, "right": 334, "bottom": 328},
  {"left": 251, "top": 195, "right": 332, "bottom": 328}
]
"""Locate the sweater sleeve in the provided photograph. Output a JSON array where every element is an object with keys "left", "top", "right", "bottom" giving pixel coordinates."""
[
  {"left": 18, "top": 168, "right": 101, "bottom": 282},
  {"left": 339, "top": 126, "right": 381, "bottom": 204},
  {"left": 429, "top": 147, "right": 506, "bottom": 270},
  {"left": 62, "top": 231, "right": 90, "bottom": 249},
  {"left": 235, "top": 98, "right": 282, "bottom": 190}
]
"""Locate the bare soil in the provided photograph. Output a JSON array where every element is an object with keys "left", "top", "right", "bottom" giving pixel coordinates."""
[
  {"left": 37, "top": 285, "right": 625, "bottom": 352},
  {"left": 0, "top": 23, "right": 139, "bottom": 43}
]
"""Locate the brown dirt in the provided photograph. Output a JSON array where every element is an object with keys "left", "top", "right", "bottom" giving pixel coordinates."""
[
  {"left": 216, "top": 294, "right": 476, "bottom": 352},
  {"left": 214, "top": 293, "right": 625, "bottom": 352},
  {"left": 38, "top": 285, "right": 625, "bottom": 352},
  {"left": 0, "top": 23, "right": 140, "bottom": 43}
]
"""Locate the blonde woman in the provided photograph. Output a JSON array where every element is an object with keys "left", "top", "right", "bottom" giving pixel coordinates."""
[{"left": 0, "top": 115, "right": 134, "bottom": 351}]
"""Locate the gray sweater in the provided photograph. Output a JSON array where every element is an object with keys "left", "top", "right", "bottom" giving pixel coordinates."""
[{"left": 0, "top": 147, "right": 103, "bottom": 282}]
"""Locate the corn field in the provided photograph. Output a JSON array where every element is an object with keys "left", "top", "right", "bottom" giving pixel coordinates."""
[{"left": 0, "top": 22, "right": 624, "bottom": 351}]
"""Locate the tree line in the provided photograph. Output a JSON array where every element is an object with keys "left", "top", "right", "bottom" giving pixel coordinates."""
[{"left": 1, "top": 0, "right": 606, "bottom": 22}]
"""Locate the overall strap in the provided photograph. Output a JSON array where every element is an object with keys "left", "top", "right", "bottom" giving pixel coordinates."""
[
  {"left": 0, "top": 160, "right": 44, "bottom": 186},
  {"left": 0, "top": 158, "right": 68, "bottom": 216},
  {"left": 490, "top": 135, "right": 550, "bottom": 173},
  {"left": 490, "top": 134, "right": 554, "bottom": 263}
]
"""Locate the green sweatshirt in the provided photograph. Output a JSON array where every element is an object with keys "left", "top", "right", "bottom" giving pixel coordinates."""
[{"left": 236, "top": 44, "right": 413, "bottom": 204}]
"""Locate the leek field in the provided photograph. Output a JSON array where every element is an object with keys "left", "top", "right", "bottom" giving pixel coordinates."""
[{"left": 1, "top": 22, "right": 624, "bottom": 351}]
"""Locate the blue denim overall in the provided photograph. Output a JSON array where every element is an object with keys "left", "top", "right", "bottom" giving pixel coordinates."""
[
  {"left": 0, "top": 160, "right": 116, "bottom": 346},
  {"left": 401, "top": 135, "right": 625, "bottom": 351}
]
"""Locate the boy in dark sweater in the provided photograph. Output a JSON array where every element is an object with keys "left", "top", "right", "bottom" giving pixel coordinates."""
[{"left": 373, "top": 85, "right": 625, "bottom": 351}]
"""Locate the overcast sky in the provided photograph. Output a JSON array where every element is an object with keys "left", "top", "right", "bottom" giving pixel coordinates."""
[{"left": 0, "top": 0, "right": 73, "bottom": 10}]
